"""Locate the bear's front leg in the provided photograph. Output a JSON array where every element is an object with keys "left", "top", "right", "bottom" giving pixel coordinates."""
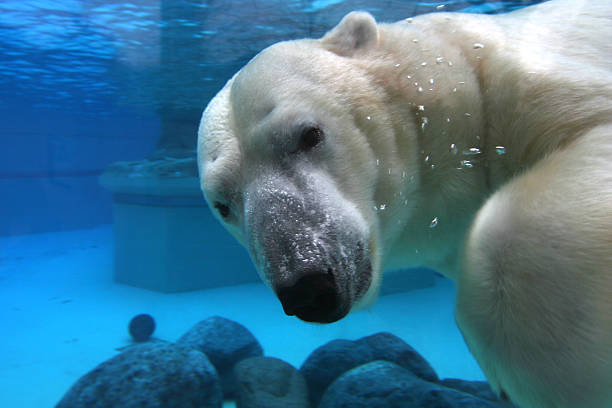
[{"left": 455, "top": 126, "right": 612, "bottom": 408}]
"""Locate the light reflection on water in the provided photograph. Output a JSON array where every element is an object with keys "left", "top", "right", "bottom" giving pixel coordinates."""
[{"left": 0, "top": 0, "right": 544, "bottom": 114}]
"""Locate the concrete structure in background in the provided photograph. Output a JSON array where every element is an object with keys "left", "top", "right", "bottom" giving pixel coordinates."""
[
  {"left": 99, "top": 156, "right": 435, "bottom": 293},
  {"left": 100, "top": 159, "right": 257, "bottom": 292}
]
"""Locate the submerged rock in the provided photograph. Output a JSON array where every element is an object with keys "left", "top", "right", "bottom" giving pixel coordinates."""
[
  {"left": 233, "top": 356, "right": 310, "bottom": 408},
  {"left": 300, "top": 339, "right": 373, "bottom": 406},
  {"left": 319, "top": 360, "right": 501, "bottom": 408},
  {"left": 176, "top": 316, "right": 263, "bottom": 398},
  {"left": 355, "top": 332, "right": 438, "bottom": 382},
  {"left": 128, "top": 313, "right": 156, "bottom": 342},
  {"left": 300, "top": 332, "right": 438, "bottom": 406},
  {"left": 55, "top": 342, "right": 222, "bottom": 408},
  {"left": 438, "top": 378, "right": 500, "bottom": 402}
]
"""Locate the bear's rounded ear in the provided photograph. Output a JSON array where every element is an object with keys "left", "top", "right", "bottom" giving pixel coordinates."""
[{"left": 321, "top": 11, "right": 379, "bottom": 57}]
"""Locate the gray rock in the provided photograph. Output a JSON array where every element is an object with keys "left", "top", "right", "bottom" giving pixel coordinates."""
[
  {"left": 300, "top": 339, "right": 374, "bottom": 406},
  {"left": 176, "top": 316, "right": 263, "bottom": 397},
  {"left": 355, "top": 332, "right": 438, "bottom": 382},
  {"left": 300, "top": 332, "right": 438, "bottom": 406},
  {"left": 234, "top": 356, "right": 310, "bottom": 408},
  {"left": 438, "top": 378, "right": 500, "bottom": 402},
  {"left": 55, "top": 342, "right": 222, "bottom": 408},
  {"left": 319, "top": 360, "right": 501, "bottom": 408}
]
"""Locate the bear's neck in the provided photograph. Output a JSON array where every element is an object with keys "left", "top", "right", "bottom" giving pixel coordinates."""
[
  {"left": 364, "top": 17, "right": 492, "bottom": 279},
  {"left": 372, "top": 10, "right": 612, "bottom": 279}
]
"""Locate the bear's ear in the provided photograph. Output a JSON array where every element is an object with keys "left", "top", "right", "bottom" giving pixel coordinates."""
[{"left": 321, "top": 11, "right": 379, "bottom": 57}]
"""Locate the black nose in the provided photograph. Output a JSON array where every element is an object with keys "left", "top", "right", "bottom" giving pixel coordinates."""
[{"left": 276, "top": 272, "right": 344, "bottom": 323}]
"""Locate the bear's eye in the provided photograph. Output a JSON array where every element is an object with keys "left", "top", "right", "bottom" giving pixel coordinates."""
[
  {"left": 213, "top": 201, "right": 230, "bottom": 219},
  {"left": 298, "top": 126, "right": 324, "bottom": 152}
]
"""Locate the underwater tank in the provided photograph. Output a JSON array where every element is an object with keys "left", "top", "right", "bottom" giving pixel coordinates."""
[{"left": 7, "top": 0, "right": 611, "bottom": 407}]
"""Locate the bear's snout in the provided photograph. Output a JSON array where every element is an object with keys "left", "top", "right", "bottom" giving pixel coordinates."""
[
  {"left": 275, "top": 270, "right": 348, "bottom": 323},
  {"left": 244, "top": 171, "right": 373, "bottom": 323}
]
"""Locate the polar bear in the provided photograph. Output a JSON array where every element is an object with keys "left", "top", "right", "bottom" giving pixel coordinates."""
[{"left": 197, "top": 1, "right": 612, "bottom": 407}]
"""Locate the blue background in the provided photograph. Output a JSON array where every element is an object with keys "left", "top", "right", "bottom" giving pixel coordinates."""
[{"left": 0, "top": 0, "right": 543, "bottom": 236}]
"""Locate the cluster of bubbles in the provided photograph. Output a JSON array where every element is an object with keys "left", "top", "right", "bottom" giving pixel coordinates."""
[{"left": 373, "top": 35, "right": 510, "bottom": 229}]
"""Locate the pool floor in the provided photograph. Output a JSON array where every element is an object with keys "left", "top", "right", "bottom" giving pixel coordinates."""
[{"left": 0, "top": 226, "right": 484, "bottom": 407}]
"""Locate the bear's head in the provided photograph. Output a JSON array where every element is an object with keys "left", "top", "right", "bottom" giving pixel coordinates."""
[{"left": 198, "top": 12, "right": 445, "bottom": 323}]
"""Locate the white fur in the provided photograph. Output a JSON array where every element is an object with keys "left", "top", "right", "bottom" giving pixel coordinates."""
[{"left": 198, "top": 1, "right": 612, "bottom": 406}]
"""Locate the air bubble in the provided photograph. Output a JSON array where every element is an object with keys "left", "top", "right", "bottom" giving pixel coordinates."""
[
  {"left": 452, "top": 88, "right": 457, "bottom": 93},
  {"left": 379, "top": 204, "right": 387, "bottom": 211},
  {"left": 436, "top": 57, "right": 445, "bottom": 64},
  {"left": 417, "top": 86, "right": 424, "bottom": 93},
  {"left": 449, "top": 143, "right": 458, "bottom": 154},
  {"left": 446, "top": 117, "right": 451, "bottom": 123},
  {"left": 413, "top": 38, "right": 419, "bottom": 43},
  {"left": 406, "top": 18, "right": 413, "bottom": 23},
  {"left": 463, "top": 147, "right": 481, "bottom": 155},
  {"left": 436, "top": 4, "right": 445, "bottom": 10},
  {"left": 421, "top": 117, "right": 428, "bottom": 130},
  {"left": 464, "top": 112, "right": 472, "bottom": 117},
  {"left": 429, "top": 217, "right": 439, "bottom": 228},
  {"left": 460, "top": 160, "right": 474, "bottom": 168},
  {"left": 366, "top": 116, "right": 372, "bottom": 120},
  {"left": 394, "top": 63, "right": 401, "bottom": 67},
  {"left": 473, "top": 42, "right": 485, "bottom": 49},
  {"left": 495, "top": 145, "right": 507, "bottom": 155},
  {"left": 421, "top": 61, "right": 428, "bottom": 67},
  {"left": 417, "top": 105, "right": 425, "bottom": 111}
]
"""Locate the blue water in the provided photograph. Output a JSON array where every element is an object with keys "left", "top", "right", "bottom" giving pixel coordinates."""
[
  {"left": 0, "top": 0, "right": 544, "bottom": 236},
  {"left": 0, "top": 1, "right": 545, "bottom": 407}
]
